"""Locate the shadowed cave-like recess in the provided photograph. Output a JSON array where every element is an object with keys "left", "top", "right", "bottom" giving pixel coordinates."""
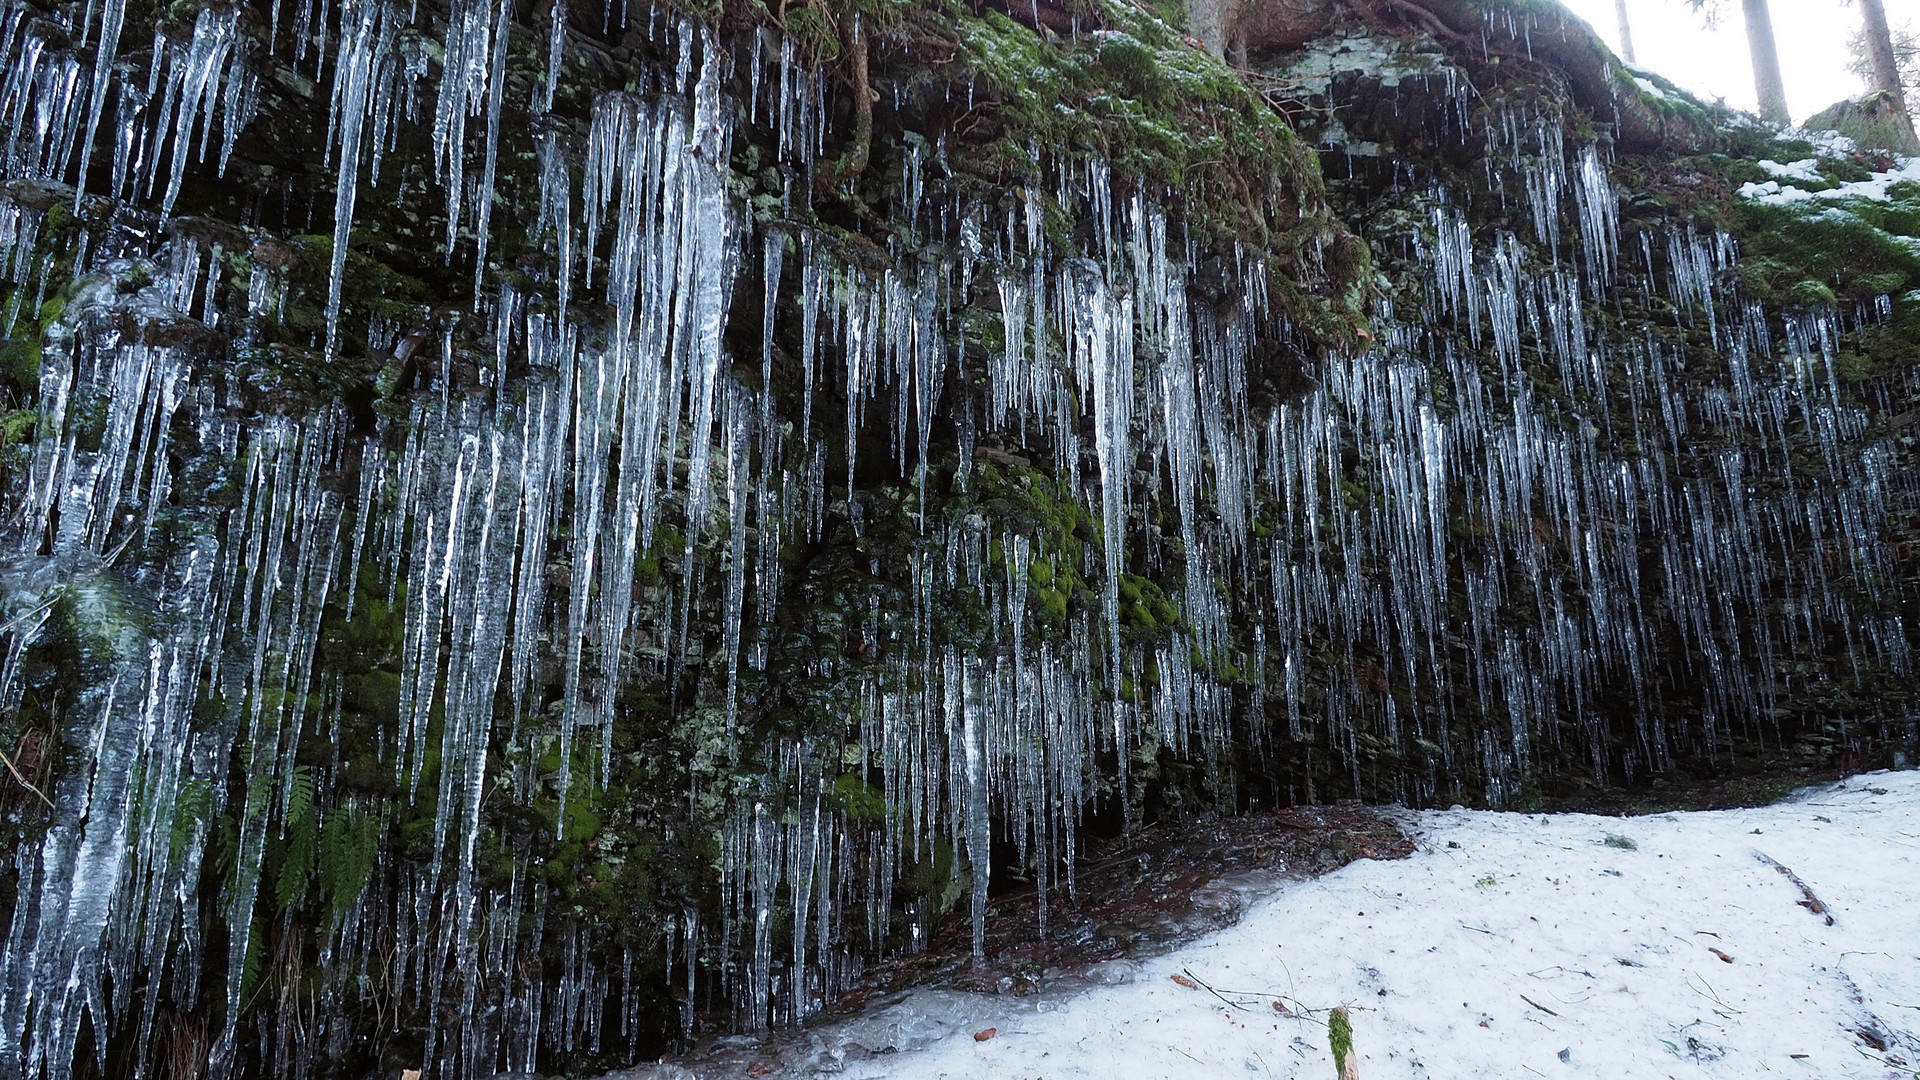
[{"left": 0, "top": 0, "right": 1915, "bottom": 1076}]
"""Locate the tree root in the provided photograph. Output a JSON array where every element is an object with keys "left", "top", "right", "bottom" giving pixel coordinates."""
[{"left": 813, "top": 13, "right": 875, "bottom": 193}]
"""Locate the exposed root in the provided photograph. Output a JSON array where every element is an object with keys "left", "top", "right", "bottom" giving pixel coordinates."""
[{"left": 1374, "top": 0, "right": 1471, "bottom": 44}]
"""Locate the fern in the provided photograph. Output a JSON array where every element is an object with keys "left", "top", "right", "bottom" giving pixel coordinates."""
[
  {"left": 284, "top": 764, "right": 314, "bottom": 829},
  {"left": 169, "top": 779, "right": 211, "bottom": 858},
  {"left": 317, "top": 808, "right": 378, "bottom": 926},
  {"left": 238, "top": 916, "right": 265, "bottom": 1008},
  {"left": 243, "top": 776, "right": 272, "bottom": 821},
  {"left": 275, "top": 812, "right": 317, "bottom": 912},
  {"left": 208, "top": 812, "right": 240, "bottom": 887},
  {"left": 269, "top": 765, "right": 320, "bottom": 911}
]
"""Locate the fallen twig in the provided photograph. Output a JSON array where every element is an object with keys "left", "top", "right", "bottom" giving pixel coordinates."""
[
  {"left": 1181, "top": 968, "right": 1253, "bottom": 1012},
  {"left": 1527, "top": 965, "right": 1596, "bottom": 979},
  {"left": 1520, "top": 994, "right": 1560, "bottom": 1017},
  {"left": 1755, "top": 851, "right": 1836, "bottom": 926},
  {"left": 1686, "top": 971, "right": 1743, "bottom": 1015},
  {"left": 0, "top": 744, "right": 53, "bottom": 808}
]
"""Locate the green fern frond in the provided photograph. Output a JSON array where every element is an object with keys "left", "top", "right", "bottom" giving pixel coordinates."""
[
  {"left": 170, "top": 779, "right": 211, "bottom": 858},
  {"left": 317, "top": 807, "right": 379, "bottom": 926},
  {"left": 284, "top": 764, "right": 314, "bottom": 829},
  {"left": 238, "top": 916, "right": 265, "bottom": 1008},
  {"left": 275, "top": 813, "right": 317, "bottom": 912}
]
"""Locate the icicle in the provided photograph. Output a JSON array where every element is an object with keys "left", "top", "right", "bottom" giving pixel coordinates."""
[
  {"left": 322, "top": 0, "right": 392, "bottom": 356},
  {"left": 71, "top": 0, "right": 128, "bottom": 197},
  {"left": 157, "top": 6, "right": 240, "bottom": 218},
  {"left": 469, "top": 0, "right": 515, "bottom": 297},
  {"left": 542, "top": 0, "right": 567, "bottom": 113}
]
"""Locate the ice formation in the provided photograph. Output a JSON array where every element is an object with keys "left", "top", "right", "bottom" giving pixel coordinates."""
[{"left": 0, "top": 2, "right": 1911, "bottom": 1078}]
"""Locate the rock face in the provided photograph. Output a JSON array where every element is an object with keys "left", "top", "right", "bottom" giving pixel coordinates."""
[
  {"left": 1805, "top": 90, "right": 1920, "bottom": 157},
  {"left": 0, "top": 1, "right": 1913, "bottom": 1079}
]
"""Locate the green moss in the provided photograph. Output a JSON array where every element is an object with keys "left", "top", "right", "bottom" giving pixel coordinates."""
[
  {"left": 1097, "top": 32, "right": 1160, "bottom": 97},
  {"left": 0, "top": 327, "right": 40, "bottom": 391},
  {"left": 0, "top": 409, "right": 35, "bottom": 445},
  {"left": 1327, "top": 1006, "right": 1354, "bottom": 1070},
  {"left": 948, "top": 2, "right": 1370, "bottom": 351},
  {"left": 1032, "top": 585, "right": 1070, "bottom": 626},
  {"left": 1735, "top": 199, "right": 1920, "bottom": 304},
  {"left": 904, "top": 837, "right": 961, "bottom": 915},
  {"left": 831, "top": 773, "right": 888, "bottom": 823},
  {"left": 1786, "top": 279, "right": 1836, "bottom": 308}
]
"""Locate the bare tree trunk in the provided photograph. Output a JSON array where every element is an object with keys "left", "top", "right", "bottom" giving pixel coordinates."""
[
  {"left": 1860, "top": 0, "right": 1908, "bottom": 111},
  {"left": 1858, "top": 0, "right": 1919, "bottom": 153},
  {"left": 1615, "top": 0, "right": 1636, "bottom": 65},
  {"left": 1742, "top": 0, "right": 1789, "bottom": 124},
  {"left": 1186, "top": 0, "right": 1233, "bottom": 60}
]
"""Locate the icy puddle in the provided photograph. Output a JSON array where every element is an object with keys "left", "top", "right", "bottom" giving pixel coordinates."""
[{"left": 639, "top": 770, "right": 1920, "bottom": 1079}]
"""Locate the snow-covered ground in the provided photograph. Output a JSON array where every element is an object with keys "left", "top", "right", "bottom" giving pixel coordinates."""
[
  {"left": 774, "top": 771, "right": 1920, "bottom": 1079},
  {"left": 1737, "top": 145, "right": 1920, "bottom": 205}
]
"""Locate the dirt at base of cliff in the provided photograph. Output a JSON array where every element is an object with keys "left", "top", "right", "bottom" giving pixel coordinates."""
[{"left": 632, "top": 803, "right": 1416, "bottom": 1078}]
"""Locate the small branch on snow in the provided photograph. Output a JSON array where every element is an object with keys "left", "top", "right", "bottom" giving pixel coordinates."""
[
  {"left": 1685, "top": 971, "right": 1744, "bottom": 1015},
  {"left": 1527, "top": 966, "right": 1596, "bottom": 979},
  {"left": 1180, "top": 968, "right": 1253, "bottom": 1012},
  {"left": 1519, "top": 994, "right": 1561, "bottom": 1017},
  {"left": 1754, "top": 851, "right": 1836, "bottom": 926}
]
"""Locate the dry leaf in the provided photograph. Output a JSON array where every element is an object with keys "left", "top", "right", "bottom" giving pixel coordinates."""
[
  {"left": 1170, "top": 974, "right": 1199, "bottom": 989},
  {"left": 973, "top": 1027, "right": 997, "bottom": 1042},
  {"left": 1708, "top": 947, "right": 1734, "bottom": 963}
]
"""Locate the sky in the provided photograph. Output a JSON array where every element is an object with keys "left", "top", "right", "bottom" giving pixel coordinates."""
[{"left": 1555, "top": 0, "right": 1898, "bottom": 125}]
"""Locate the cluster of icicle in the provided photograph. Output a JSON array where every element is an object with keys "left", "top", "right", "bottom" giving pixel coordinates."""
[{"left": 0, "top": 0, "right": 1913, "bottom": 1078}]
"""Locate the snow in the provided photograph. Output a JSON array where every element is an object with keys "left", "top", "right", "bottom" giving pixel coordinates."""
[
  {"left": 767, "top": 771, "right": 1920, "bottom": 1079},
  {"left": 1758, "top": 159, "right": 1823, "bottom": 183},
  {"left": 1800, "top": 129, "right": 1862, "bottom": 156},
  {"left": 1739, "top": 155, "right": 1920, "bottom": 206}
]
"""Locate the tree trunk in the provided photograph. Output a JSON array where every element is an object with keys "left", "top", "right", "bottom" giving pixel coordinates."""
[
  {"left": 1614, "top": 0, "right": 1636, "bottom": 65},
  {"left": 1857, "top": 0, "right": 1920, "bottom": 153},
  {"left": 1860, "top": 0, "right": 1909, "bottom": 110},
  {"left": 1742, "top": 0, "right": 1789, "bottom": 124},
  {"left": 1186, "top": 0, "right": 1234, "bottom": 60}
]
